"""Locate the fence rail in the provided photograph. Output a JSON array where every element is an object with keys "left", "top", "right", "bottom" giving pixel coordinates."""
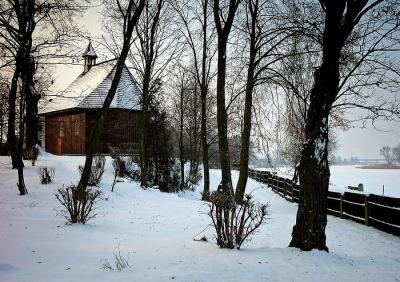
[{"left": 248, "top": 168, "right": 400, "bottom": 236}]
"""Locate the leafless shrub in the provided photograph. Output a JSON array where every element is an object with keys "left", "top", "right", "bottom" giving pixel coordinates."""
[
  {"left": 110, "top": 147, "right": 139, "bottom": 191},
  {"left": 101, "top": 245, "right": 131, "bottom": 271},
  {"left": 24, "top": 146, "right": 39, "bottom": 166},
  {"left": 78, "top": 155, "right": 105, "bottom": 187},
  {"left": 209, "top": 190, "right": 268, "bottom": 249},
  {"left": 38, "top": 167, "right": 55, "bottom": 184},
  {"left": 55, "top": 184, "right": 102, "bottom": 224}
]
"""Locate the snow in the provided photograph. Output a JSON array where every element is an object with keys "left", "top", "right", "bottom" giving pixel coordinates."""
[
  {"left": 0, "top": 155, "right": 400, "bottom": 281},
  {"left": 258, "top": 165, "right": 400, "bottom": 197},
  {"left": 40, "top": 60, "right": 141, "bottom": 114}
]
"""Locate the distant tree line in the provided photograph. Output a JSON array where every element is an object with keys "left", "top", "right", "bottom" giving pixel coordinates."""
[{"left": 380, "top": 144, "right": 400, "bottom": 164}]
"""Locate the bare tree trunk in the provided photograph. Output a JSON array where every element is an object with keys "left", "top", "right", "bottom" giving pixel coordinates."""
[
  {"left": 213, "top": 0, "right": 240, "bottom": 196},
  {"left": 140, "top": 69, "right": 151, "bottom": 187},
  {"left": 235, "top": 0, "right": 257, "bottom": 203},
  {"left": 235, "top": 69, "right": 254, "bottom": 203},
  {"left": 7, "top": 65, "right": 27, "bottom": 195},
  {"left": 179, "top": 83, "right": 185, "bottom": 190},
  {"left": 215, "top": 40, "right": 233, "bottom": 196},
  {"left": 137, "top": 0, "right": 164, "bottom": 188},
  {"left": 289, "top": 0, "right": 376, "bottom": 251},
  {"left": 200, "top": 0, "right": 210, "bottom": 200},
  {"left": 200, "top": 84, "right": 210, "bottom": 199},
  {"left": 289, "top": 11, "right": 341, "bottom": 252},
  {"left": 25, "top": 56, "right": 40, "bottom": 151},
  {"left": 78, "top": 0, "right": 145, "bottom": 191}
]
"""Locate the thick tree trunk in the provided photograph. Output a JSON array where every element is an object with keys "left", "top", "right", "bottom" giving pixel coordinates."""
[
  {"left": 289, "top": 120, "right": 330, "bottom": 251},
  {"left": 289, "top": 2, "right": 346, "bottom": 250},
  {"left": 235, "top": 73, "right": 254, "bottom": 203},
  {"left": 216, "top": 40, "right": 233, "bottom": 196},
  {"left": 213, "top": 0, "right": 239, "bottom": 197},
  {"left": 235, "top": 5, "right": 257, "bottom": 203}
]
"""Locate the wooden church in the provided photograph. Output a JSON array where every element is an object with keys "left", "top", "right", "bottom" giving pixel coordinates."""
[{"left": 40, "top": 42, "right": 142, "bottom": 155}]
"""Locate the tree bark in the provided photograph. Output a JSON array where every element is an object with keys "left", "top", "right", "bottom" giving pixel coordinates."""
[
  {"left": 7, "top": 65, "right": 27, "bottom": 195},
  {"left": 78, "top": 0, "right": 145, "bottom": 191},
  {"left": 139, "top": 68, "right": 151, "bottom": 187},
  {"left": 200, "top": 0, "right": 210, "bottom": 200},
  {"left": 179, "top": 83, "right": 185, "bottom": 190},
  {"left": 25, "top": 56, "right": 40, "bottom": 151},
  {"left": 235, "top": 0, "right": 257, "bottom": 203},
  {"left": 137, "top": 0, "right": 163, "bottom": 188},
  {"left": 213, "top": 0, "right": 240, "bottom": 196},
  {"left": 289, "top": 0, "right": 372, "bottom": 251},
  {"left": 200, "top": 85, "right": 210, "bottom": 199}
]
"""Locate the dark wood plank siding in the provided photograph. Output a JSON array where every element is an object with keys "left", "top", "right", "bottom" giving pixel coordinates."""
[
  {"left": 45, "top": 113, "right": 86, "bottom": 155},
  {"left": 85, "top": 109, "right": 140, "bottom": 153}
]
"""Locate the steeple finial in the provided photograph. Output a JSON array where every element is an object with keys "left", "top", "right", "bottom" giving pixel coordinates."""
[{"left": 82, "top": 39, "right": 98, "bottom": 73}]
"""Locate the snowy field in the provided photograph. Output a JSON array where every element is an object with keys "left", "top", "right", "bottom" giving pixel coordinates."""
[
  {"left": 260, "top": 165, "right": 400, "bottom": 197},
  {"left": 0, "top": 154, "right": 400, "bottom": 282}
]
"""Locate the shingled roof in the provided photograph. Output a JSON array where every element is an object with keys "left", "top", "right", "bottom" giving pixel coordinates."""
[{"left": 41, "top": 59, "right": 142, "bottom": 115}]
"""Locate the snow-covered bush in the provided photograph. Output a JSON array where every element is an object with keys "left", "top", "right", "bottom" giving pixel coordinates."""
[
  {"left": 184, "top": 167, "right": 202, "bottom": 191},
  {"left": 38, "top": 167, "right": 55, "bottom": 184},
  {"left": 78, "top": 155, "right": 105, "bottom": 186},
  {"left": 209, "top": 190, "right": 268, "bottom": 249},
  {"left": 55, "top": 184, "right": 102, "bottom": 224}
]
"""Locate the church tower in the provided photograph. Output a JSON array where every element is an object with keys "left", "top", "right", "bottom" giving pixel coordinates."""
[{"left": 82, "top": 40, "right": 98, "bottom": 73}]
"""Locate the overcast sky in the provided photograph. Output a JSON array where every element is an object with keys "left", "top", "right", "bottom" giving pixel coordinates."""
[{"left": 52, "top": 6, "right": 400, "bottom": 160}]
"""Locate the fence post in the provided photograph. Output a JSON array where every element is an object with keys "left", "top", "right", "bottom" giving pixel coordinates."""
[
  {"left": 365, "top": 196, "right": 369, "bottom": 226},
  {"left": 291, "top": 180, "right": 294, "bottom": 201},
  {"left": 340, "top": 194, "right": 343, "bottom": 218},
  {"left": 283, "top": 179, "right": 286, "bottom": 198}
]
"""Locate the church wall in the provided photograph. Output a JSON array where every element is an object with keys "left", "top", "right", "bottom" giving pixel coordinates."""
[{"left": 45, "top": 112, "right": 86, "bottom": 155}]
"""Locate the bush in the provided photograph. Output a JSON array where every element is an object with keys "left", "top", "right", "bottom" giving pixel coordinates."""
[
  {"left": 100, "top": 245, "right": 131, "bottom": 271},
  {"left": 55, "top": 184, "right": 102, "bottom": 224},
  {"left": 24, "top": 146, "right": 39, "bottom": 166},
  {"left": 78, "top": 155, "right": 105, "bottom": 186},
  {"left": 184, "top": 167, "right": 202, "bottom": 191},
  {"left": 209, "top": 189, "right": 268, "bottom": 249},
  {"left": 110, "top": 147, "right": 139, "bottom": 191},
  {"left": 38, "top": 167, "right": 55, "bottom": 184}
]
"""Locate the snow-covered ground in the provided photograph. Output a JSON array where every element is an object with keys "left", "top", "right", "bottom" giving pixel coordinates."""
[
  {"left": 260, "top": 165, "right": 400, "bottom": 197},
  {"left": 0, "top": 154, "right": 400, "bottom": 281}
]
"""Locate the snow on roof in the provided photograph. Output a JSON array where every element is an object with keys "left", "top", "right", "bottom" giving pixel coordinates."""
[
  {"left": 82, "top": 41, "right": 98, "bottom": 58},
  {"left": 40, "top": 60, "right": 142, "bottom": 114}
]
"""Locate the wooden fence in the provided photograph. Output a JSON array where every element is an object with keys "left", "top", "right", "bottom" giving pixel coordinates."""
[{"left": 248, "top": 168, "right": 400, "bottom": 236}]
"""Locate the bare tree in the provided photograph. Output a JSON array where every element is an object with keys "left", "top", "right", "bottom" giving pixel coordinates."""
[
  {"left": 234, "top": 0, "right": 294, "bottom": 202},
  {"left": 213, "top": 0, "right": 241, "bottom": 196},
  {"left": 127, "top": 0, "right": 180, "bottom": 187},
  {"left": 0, "top": 0, "right": 86, "bottom": 194},
  {"left": 173, "top": 0, "right": 216, "bottom": 199},
  {"left": 77, "top": 0, "right": 145, "bottom": 191},
  {"left": 392, "top": 143, "right": 400, "bottom": 164},
  {"left": 380, "top": 145, "right": 392, "bottom": 164},
  {"left": 289, "top": 0, "right": 400, "bottom": 251}
]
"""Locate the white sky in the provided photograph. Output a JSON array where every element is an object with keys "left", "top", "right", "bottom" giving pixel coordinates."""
[{"left": 51, "top": 5, "right": 400, "bottom": 160}]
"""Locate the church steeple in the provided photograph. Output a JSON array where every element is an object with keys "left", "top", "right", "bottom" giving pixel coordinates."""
[{"left": 82, "top": 40, "right": 98, "bottom": 73}]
